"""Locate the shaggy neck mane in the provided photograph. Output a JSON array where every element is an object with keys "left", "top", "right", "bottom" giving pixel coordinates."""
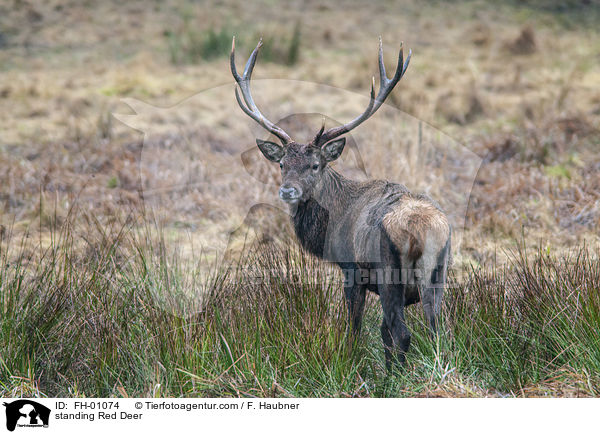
[
  {"left": 291, "top": 166, "right": 360, "bottom": 257},
  {"left": 314, "top": 166, "right": 360, "bottom": 214}
]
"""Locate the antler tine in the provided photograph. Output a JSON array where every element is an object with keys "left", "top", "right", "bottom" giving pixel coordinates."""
[
  {"left": 243, "top": 38, "right": 262, "bottom": 80},
  {"left": 230, "top": 37, "right": 292, "bottom": 144},
  {"left": 378, "top": 36, "right": 387, "bottom": 86},
  {"left": 234, "top": 87, "right": 256, "bottom": 119},
  {"left": 318, "top": 38, "right": 411, "bottom": 146},
  {"left": 312, "top": 118, "right": 326, "bottom": 145},
  {"left": 371, "top": 39, "right": 401, "bottom": 113},
  {"left": 372, "top": 41, "right": 412, "bottom": 113},
  {"left": 230, "top": 37, "right": 242, "bottom": 83}
]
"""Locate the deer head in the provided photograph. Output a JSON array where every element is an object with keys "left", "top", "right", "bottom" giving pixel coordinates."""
[{"left": 231, "top": 37, "right": 411, "bottom": 205}]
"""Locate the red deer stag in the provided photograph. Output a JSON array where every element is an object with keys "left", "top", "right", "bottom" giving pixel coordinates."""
[{"left": 231, "top": 37, "right": 451, "bottom": 368}]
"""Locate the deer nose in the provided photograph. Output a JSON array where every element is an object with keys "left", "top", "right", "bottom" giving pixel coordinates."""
[{"left": 279, "top": 186, "right": 301, "bottom": 202}]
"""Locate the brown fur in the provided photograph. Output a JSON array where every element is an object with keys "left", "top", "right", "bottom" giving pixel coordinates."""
[{"left": 382, "top": 196, "right": 450, "bottom": 261}]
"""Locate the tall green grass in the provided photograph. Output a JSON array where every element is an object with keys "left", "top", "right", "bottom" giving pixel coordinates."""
[
  {"left": 165, "top": 26, "right": 232, "bottom": 64},
  {"left": 165, "top": 19, "right": 302, "bottom": 66},
  {"left": 0, "top": 215, "right": 599, "bottom": 397}
]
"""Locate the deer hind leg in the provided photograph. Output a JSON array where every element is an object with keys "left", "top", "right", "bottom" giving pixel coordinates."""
[
  {"left": 419, "top": 282, "right": 442, "bottom": 337},
  {"left": 380, "top": 319, "right": 393, "bottom": 369},
  {"left": 418, "top": 237, "right": 450, "bottom": 338},
  {"left": 379, "top": 283, "right": 411, "bottom": 369},
  {"left": 376, "top": 231, "right": 412, "bottom": 369}
]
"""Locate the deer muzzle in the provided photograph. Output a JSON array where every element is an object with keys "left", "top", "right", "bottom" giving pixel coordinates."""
[{"left": 279, "top": 185, "right": 302, "bottom": 204}]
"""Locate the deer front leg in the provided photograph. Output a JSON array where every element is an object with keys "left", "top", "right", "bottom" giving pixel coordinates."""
[{"left": 342, "top": 266, "right": 367, "bottom": 335}]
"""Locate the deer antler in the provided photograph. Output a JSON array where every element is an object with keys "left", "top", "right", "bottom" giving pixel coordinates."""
[
  {"left": 230, "top": 37, "right": 292, "bottom": 144},
  {"left": 316, "top": 37, "right": 411, "bottom": 146}
]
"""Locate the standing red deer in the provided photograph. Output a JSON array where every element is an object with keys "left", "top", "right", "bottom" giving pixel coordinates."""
[{"left": 231, "top": 37, "right": 451, "bottom": 368}]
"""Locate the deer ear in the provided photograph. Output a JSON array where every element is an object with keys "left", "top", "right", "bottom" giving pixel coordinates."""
[
  {"left": 321, "top": 138, "right": 346, "bottom": 162},
  {"left": 256, "top": 139, "right": 285, "bottom": 162}
]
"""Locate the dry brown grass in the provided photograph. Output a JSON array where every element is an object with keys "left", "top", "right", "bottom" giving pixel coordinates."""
[{"left": 1, "top": 0, "right": 599, "bottom": 268}]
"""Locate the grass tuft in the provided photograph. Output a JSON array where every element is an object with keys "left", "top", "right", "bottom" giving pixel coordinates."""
[{"left": 165, "top": 18, "right": 302, "bottom": 66}]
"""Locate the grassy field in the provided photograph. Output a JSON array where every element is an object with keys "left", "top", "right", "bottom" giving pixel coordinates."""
[
  {"left": 1, "top": 0, "right": 599, "bottom": 397},
  {"left": 1, "top": 217, "right": 599, "bottom": 397}
]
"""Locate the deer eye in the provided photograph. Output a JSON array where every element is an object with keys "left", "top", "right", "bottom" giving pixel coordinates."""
[
  {"left": 312, "top": 163, "right": 319, "bottom": 171},
  {"left": 279, "top": 162, "right": 283, "bottom": 169}
]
